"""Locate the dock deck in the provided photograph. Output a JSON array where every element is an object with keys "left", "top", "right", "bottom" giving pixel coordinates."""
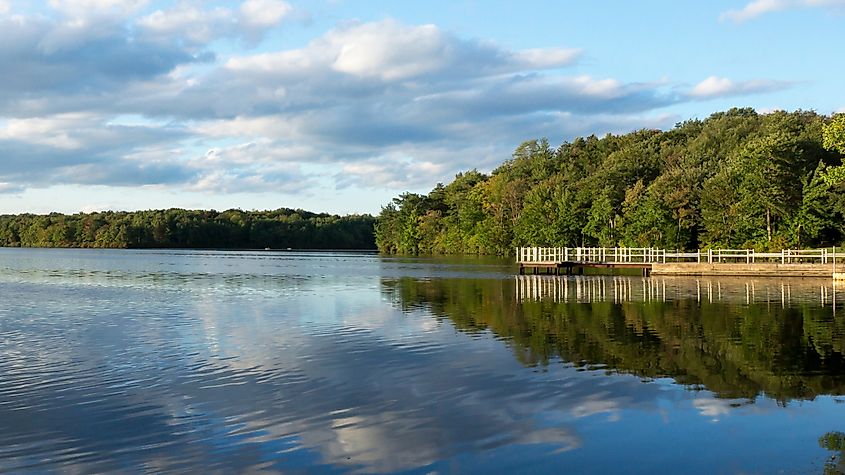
[{"left": 517, "top": 247, "right": 843, "bottom": 278}]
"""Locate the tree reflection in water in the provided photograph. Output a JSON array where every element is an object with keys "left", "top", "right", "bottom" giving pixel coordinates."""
[
  {"left": 820, "top": 432, "right": 845, "bottom": 475},
  {"left": 382, "top": 275, "right": 845, "bottom": 402}
]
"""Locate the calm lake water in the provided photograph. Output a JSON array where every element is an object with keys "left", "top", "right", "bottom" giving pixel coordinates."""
[{"left": 2, "top": 248, "right": 845, "bottom": 474}]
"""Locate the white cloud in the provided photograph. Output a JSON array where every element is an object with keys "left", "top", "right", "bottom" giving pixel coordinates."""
[
  {"left": 226, "top": 19, "right": 580, "bottom": 82},
  {"left": 138, "top": 0, "right": 291, "bottom": 46},
  {"left": 690, "top": 76, "right": 735, "bottom": 97},
  {"left": 570, "top": 399, "right": 620, "bottom": 419},
  {"left": 48, "top": 0, "right": 149, "bottom": 18},
  {"left": 720, "top": 0, "right": 791, "bottom": 22},
  {"left": 239, "top": 0, "right": 291, "bottom": 28},
  {"left": 38, "top": 0, "right": 151, "bottom": 53},
  {"left": 329, "top": 21, "right": 448, "bottom": 80},
  {"left": 513, "top": 47, "right": 581, "bottom": 70},
  {"left": 186, "top": 166, "right": 311, "bottom": 194},
  {"left": 689, "top": 75, "right": 791, "bottom": 98},
  {"left": 720, "top": 0, "right": 845, "bottom": 22},
  {"left": 338, "top": 157, "right": 447, "bottom": 189},
  {"left": 138, "top": 4, "right": 234, "bottom": 46},
  {"left": 692, "top": 397, "right": 746, "bottom": 422},
  {"left": 0, "top": 182, "right": 24, "bottom": 194},
  {"left": 0, "top": 113, "right": 94, "bottom": 149},
  {"left": 0, "top": 0, "right": 10, "bottom": 14},
  {"left": 803, "top": 0, "right": 845, "bottom": 6},
  {"left": 0, "top": 112, "right": 193, "bottom": 188}
]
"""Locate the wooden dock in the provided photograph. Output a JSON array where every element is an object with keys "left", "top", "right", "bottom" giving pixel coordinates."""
[{"left": 516, "top": 247, "right": 843, "bottom": 278}]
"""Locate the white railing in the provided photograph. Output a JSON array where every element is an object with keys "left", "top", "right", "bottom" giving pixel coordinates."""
[
  {"left": 515, "top": 275, "right": 843, "bottom": 307},
  {"left": 516, "top": 247, "right": 843, "bottom": 265}
]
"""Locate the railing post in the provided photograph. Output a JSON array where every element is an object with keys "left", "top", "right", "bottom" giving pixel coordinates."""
[{"left": 708, "top": 249, "right": 712, "bottom": 264}]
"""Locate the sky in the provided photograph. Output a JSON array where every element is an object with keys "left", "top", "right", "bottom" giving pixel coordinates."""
[{"left": 0, "top": 0, "right": 844, "bottom": 215}]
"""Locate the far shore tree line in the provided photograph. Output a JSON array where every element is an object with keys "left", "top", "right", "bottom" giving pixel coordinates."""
[
  {"left": 0, "top": 208, "right": 376, "bottom": 250},
  {"left": 376, "top": 109, "right": 845, "bottom": 255}
]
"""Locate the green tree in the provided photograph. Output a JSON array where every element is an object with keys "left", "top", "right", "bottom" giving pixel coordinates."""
[
  {"left": 822, "top": 114, "right": 845, "bottom": 187},
  {"left": 792, "top": 162, "right": 837, "bottom": 246},
  {"left": 823, "top": 114, "right": 845, "bottom": 154}
]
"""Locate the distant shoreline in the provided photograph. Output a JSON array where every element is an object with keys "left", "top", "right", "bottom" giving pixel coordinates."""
[
  {"left": 0, "top": 246, "right": 380, "bottom": 253},
  {"left": 0, "top": 208, "right": 377, "bottom": 250}
]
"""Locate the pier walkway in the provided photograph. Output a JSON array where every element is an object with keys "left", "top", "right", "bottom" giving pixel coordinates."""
[{"left": 516, "top": 247, "right": 843, "bottom": 277}]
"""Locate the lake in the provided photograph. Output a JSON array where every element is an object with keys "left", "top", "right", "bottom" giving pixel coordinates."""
[{"left": 1, "top": 248, "right": 844, "bottom": 474}]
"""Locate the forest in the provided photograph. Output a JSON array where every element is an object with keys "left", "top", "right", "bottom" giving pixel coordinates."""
[
  {"left": 376, "top": 109, "right": 845, "bottom": 255},
  {"left": 0, "top": 208, "right": 376, "bottom": 249}
]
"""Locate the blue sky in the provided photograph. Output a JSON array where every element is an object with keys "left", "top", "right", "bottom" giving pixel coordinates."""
[{"left": 0, "top": 0, "right": 843, "bottom": 215}]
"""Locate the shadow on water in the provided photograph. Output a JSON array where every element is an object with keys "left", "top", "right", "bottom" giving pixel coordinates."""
[{"left": 382, "top": 275, "right": 845, "bottom": 402}]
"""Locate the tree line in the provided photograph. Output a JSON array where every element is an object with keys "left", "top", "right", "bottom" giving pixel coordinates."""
[
  {"left": 0, "top": 208, "right": 376, "bottom": 249},
  {"left": 376, "top": 109, "right": 845, "bottom": 255}
]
